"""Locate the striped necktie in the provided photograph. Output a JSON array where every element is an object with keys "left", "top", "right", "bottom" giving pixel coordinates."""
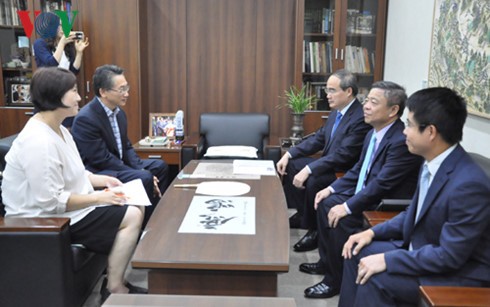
[{"left": 109, "top": 112, "right": 123, "bottom": 159}]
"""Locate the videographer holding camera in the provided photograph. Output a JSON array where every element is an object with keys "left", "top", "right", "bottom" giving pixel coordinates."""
[{"left": 33, "top": 12, "right": 89, "bottom": 75}]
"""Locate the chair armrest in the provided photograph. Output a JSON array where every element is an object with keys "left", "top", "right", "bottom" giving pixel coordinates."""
[
  {"left": 375, "top": 199, "right": 411, "bottom": 211},
  {"left": 0, "top": 217, "right": 69, "bottom": 232},
  {"left": 181, "top": 134, "right": 205, "bottom": 168},
  {"left": 363, "top": 211, "right": 399, "bottom": 228},
  {"left": 265, "top": 144, "right": 282, "bottom": 166},
  {"left": 419, "top": 286, "right": 490, "bottom": 307}
]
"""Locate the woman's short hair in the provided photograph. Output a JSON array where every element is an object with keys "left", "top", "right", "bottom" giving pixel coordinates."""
[
  {"left": 93, "top": 64, "right": 124, "bottom": 97},
  {"left": 407, "top": 87, "right": 467, "bottom": 145},
  {"left": 30, "top": 67, "right": 77, "bottom": 111}
]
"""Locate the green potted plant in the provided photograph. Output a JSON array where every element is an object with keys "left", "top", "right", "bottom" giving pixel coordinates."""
[
  {"left": 279, "top": 84, "right": 318, "bottom": 142},
  {"left": 281, "top": 84, "right": 317, "bottom": 113}
]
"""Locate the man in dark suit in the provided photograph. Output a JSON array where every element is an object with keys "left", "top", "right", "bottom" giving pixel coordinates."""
[
  {"left": 300, "top": 81, "right": 422, "bottom": 298},
  {"left": 71, "top": 65, "right": 169, "bottom": 226},
  {"left": 339, "top": 87, "right": 490, "bottom": 307},
  {"left": 277, "top": 69, "right": 371, "bottom": 252}
]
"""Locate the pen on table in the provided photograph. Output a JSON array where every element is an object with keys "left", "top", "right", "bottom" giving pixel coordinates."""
[{"left": 173, "top": 183, "right": 200, "bottom": 188}]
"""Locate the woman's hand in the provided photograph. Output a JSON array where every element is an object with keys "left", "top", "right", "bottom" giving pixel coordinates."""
[
  {"left": 96, "top": 190, "right": 127, "bottom": 206},
  {"left": 74, "top": 36, "right": 89, "bottom": 53},
  {"left": 105, "top": 176, "right": 123, "bottom": 189},
  {"left": 58, "top": 32, "right": 75, "bottom": 47}
]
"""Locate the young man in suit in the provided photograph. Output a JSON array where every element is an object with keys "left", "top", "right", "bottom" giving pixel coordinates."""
[
  {"left": 339, "top": 87, "right": 490, "bottom": 307},
  {"left": 276, "top": 69, "right": 371, "bottom": 252},
  {"left": 71, "top": 65, "right": 169, "bottom": 226},
  {"left": 301, "top": 81, "right": 423, "bottom": 298}
]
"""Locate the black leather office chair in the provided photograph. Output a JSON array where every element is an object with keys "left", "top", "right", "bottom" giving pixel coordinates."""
[{"left": 180, "top": 113, "right": 281, "bottom": 167}]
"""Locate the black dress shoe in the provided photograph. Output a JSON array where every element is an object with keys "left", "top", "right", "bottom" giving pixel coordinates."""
[
  {"left": 299, "top": 262, "right": 327, "bottom": 275},
  {"left": 125, "top": 281, "right": 148, "bottom": 294},
  {"left": 304, "top": 282, "right": 339, "bottom": 298},
  {"left": 100, "top": 278, "right": 148, "bottom": 304},
  {"left": 293, "top": 229, "right": 318, "bottom": 252},
  {"left": 289, "top": 212, "right": 302, "bottom": 229}
]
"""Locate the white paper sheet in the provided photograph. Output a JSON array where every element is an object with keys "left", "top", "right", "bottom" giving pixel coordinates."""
[
  {"left": 109, "top": 179, "right": 152, "bottom": 206},
  {"left": 191, "top": 162, "right": 260, "bottom": 180},
  {"left": 178, "top": 196, "right": 256, "bottom": 235},
  {"left": 232, "top": 159, "right": 276, "bottom": 176}
]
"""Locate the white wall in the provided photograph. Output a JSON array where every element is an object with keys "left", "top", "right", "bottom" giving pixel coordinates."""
[{"left": 384, "top": 0, "right": 490, "bottom": 158}]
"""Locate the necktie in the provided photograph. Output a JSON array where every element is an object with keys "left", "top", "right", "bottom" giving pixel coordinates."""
[
  {"left": 415, "top": 164, "right": 430, "bottom": 222},
  {"left": 355, "top": 133, "right": 377, "bottom": 193},
  {"left": 331, "top": 112, "right": 343, "bottom": 137},
  {"left": 109, "top": 113, "right": 123, "bottom": 159}
]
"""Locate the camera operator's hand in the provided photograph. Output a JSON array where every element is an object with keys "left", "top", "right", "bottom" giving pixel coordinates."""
[
  {"left": 58, "top": 33, "right": 75, "bottom": 47},
  {"left": 75, "top": 37, "right": 89, "bottom": 53}
]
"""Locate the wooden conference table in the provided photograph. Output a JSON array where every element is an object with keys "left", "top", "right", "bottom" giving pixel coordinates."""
[{"left": 131, "top": 160, "right": 290, "bottom": 296}]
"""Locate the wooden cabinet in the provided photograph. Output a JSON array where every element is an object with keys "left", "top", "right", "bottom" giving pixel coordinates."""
[
  {"left": 295, "top": 0, "right": 388, "bottom": 108},
  {"left": 0, "top": 107, "right": 33, "bottom": 137}
]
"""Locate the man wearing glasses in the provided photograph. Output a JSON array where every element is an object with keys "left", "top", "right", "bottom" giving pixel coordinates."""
[
  {"left": 277, "top": 69, "right": 370, "bottom": 252},
  {"left": 72, "top": 64, "right": 169, "bottom": 227}
]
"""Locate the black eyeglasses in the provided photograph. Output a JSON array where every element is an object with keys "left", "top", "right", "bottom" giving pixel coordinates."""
[{"left": 107, "top": 85, "right": 130, "bottom": 94}]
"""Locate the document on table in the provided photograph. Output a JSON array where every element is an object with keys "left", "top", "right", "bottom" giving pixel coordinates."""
[
  {"left": 232, "top": 159, "right": 276, "bottom": 176},
  {"left": 178, "top": 196, "right": 256, "bottom": 235},
  {"left": 103, "top": 179, "right": 152, "bottom": 206},
  {"left": 190, "top": 162, "right": 260, "bottom": 180}
]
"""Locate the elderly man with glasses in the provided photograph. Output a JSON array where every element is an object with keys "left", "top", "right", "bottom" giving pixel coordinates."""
[{"left": 72, "top": 64, "right": 169, "bottom": 228}]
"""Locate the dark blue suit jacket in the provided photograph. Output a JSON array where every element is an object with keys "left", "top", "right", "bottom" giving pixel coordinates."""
[
  {"left": 331, "top": 119, "right": 422, "bottom": 214},
  {"left": 288, "top": 99, "right": 370, "bottom": 176},
  {"left": 71, "top": 97, "right": 145, "bottom": 174},
  {"left": 373, "top": 145, "right": 490, "bottom": 284}
]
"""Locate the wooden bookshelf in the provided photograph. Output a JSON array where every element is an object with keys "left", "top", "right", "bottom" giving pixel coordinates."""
[{"left": 296, "top": 0, "right": 388, "bottom": 109}]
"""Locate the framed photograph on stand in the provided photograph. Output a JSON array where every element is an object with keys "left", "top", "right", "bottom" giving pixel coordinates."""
[
  {"left": 6, "top": 78, "right": 31, "bottom": 106},
  {"left": 149, "top": 113, "right": 176, "bottom": 138}
]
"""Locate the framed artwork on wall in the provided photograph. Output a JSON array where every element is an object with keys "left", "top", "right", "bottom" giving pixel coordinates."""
[
  {"left": 428, "top": 0, "right": 490, "bottom": 119},
  {"left": 149, "top": 113, "right": 176, "bottom": 138}
]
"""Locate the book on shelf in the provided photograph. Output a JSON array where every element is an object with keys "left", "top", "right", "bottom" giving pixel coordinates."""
[
  {"left": 303, "top": 40, "right": 333, "bottom": 74},
  {"left": 305, "top": 81, "right": 329, "bottom": 110},
  {"left": 0, "top": 0, "right": 22, "bottom": 26},
  {"left": 304, "top": 7, "right": 334, "bottom": 34},
  {"left": 344, "top": 45, "right": 374, "bottom": 74}
]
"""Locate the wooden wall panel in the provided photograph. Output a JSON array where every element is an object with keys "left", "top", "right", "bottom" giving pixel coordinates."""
[
  {"left": 255, "top": 0, "right": 297, "bottom": 138},
  {"left": 78, "top": 0, "right": 141, "bottom": 142},
  {"left": 143, "top": 0, "right": 298, "bottom": 138},
  {"left": 186, "top": 0, "right": 258, "bottom": 135},
  {"left": 143, "top": 0, "right": 187, "bottom": 133}
]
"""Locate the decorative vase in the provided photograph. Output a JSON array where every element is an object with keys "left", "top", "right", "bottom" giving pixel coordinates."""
[{"left": 290, "top": 112, "right": 305, "bottom": 144}]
